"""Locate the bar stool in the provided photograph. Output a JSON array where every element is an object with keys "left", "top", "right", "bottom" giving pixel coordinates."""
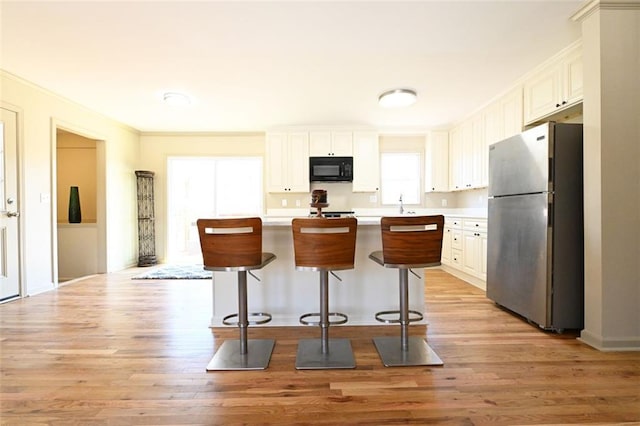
[
  {"left": 291, "top": 217, "right": 357, "bottom": 369},
  {"left": 369, "top": 215, "right": 444, "bottom": 367},
  {"left": 197, "top": 217, "right": 276, "bottom": 371}
]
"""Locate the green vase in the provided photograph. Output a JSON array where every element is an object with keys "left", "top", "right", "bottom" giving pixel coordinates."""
[{"left": 68, "top": 186, "right": 82, "bottom": 223}]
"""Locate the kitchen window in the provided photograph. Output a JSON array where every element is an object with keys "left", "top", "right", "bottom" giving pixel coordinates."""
[
  {"left": 166, "top": 156, "right": 263, "bottom": 263},
  {"left": 380, "top": 152, "right": 421, "bottom": 206}
]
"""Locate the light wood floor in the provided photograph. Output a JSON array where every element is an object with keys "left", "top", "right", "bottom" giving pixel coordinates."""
[{"left": 1, "top": 269, "right": 639, "bottom": 425}]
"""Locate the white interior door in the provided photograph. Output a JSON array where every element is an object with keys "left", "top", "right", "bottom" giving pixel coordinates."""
[{"left": 0, "top": 108, "right": 20, "bottom": 301}]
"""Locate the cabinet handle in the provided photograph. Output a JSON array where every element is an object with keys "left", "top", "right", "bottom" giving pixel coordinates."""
[
  {"left": 556, "top": 103, "right": 561, "bottom": 107},
  {"left": 562, "top": 100, "right": 567, "bottom": 105}
]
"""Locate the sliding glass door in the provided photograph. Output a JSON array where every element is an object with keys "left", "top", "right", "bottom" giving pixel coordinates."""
[{"left": 166, "top": 157, "right": 263, "bottom": 263}]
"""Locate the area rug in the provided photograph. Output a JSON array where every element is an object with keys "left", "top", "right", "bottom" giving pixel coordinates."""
[{"left": 133, "top": 264, "right": 212, "bottom": 280}]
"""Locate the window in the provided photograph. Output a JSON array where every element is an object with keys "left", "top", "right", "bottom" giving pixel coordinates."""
[
  {"left": 166, "top": 156, "right": 263, "bottom": 263},
  {"left": 380, "top": 152, "right": 421, "bottom": 205}
]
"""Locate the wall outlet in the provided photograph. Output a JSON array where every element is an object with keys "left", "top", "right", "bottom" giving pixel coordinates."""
[
  {"left": 441, "top": 199, "right": 447, "bottom": 207},
  {"left": 281, "top": 199, "right": 287, "bottom": 207},
  {"left": 295, "top": 199, "right": 301, "bottom": 207},
  {"left": 369, "top": 195, "right": 377, "bottom": 203}
]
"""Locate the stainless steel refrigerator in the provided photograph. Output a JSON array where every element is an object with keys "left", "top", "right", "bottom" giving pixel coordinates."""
[{"left": 487, "top": 122, "right": 584, "bottom": 332}]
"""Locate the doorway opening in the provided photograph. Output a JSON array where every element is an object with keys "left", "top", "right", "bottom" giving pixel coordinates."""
[
  {"left": 166, "top": 156, "right": 263, "bottom": 264},
  {"left": 55, "top": 128, "right": 104, "bottom": 283}
]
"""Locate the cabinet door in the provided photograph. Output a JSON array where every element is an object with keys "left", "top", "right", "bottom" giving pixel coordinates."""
[
  {"left": 480, "top": 232, "right": 488, "bottom": 281},
  {"left": 352, "top": 131, "right": 379, "bottom": 192},
  {"left": 523, "top": 64, "right": 561, "bottom": 124},
  {"left": 309, "top": 131, "right": 353, "bottom": 156},
  {"left": 470, "top": 114, "right": 486, "bottom": 188},
  {"left": 425, "top": 131, "right": 449, "bottom": 192},
  {"left": 287, "top": 132, "right": 310, "bottom": 193},
  {"left": 462, "top": 230, "right": 479, "bottom": 276},
  {"left": 266, "top": 132, "right": 309, "bottom": 193},
  {"left": 484, "top": 102, "right": 503, "bottom": 148},
  {"left": 331, "top": 132, "right": 353, "bottom": 156},
  {"left": 266, "top": 132, "right": 288, "bottom": 193},
  {"left": 449, "top": 126, "right": 464, "bottom": 191},
  {"left": 501, "top": 87, "right": 523, "bottom": 139},
  {"left": 441, "top": 227, "right": 452, "bottom": 265},
  {"left": 460, "top": 121, "right": 474, "bottom": 189},
  {"left": 563, "top": 48, "right": 583, "bottom": 106},
  {"left": 309, "top": 132, "right": 332, "bottom": 156}
]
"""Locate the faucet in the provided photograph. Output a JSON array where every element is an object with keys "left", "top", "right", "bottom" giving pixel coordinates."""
[{"left": 399, "top": 194, "right": 404, "bottom": 215}]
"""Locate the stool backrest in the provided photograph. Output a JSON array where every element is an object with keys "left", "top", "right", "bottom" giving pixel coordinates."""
[
  {"left": 380, "top": 215, "right": 445, "bottom": 267},
  {"left": 292, "top": 217, "right": 357, "bottom": 270},
  {"left": 197, "top": 217, "right": 262, "bottom": 268}
]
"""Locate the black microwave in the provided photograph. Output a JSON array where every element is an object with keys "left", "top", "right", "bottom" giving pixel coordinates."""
[{"left": 309, "top": 156, "right": 353, "bottom": 182}]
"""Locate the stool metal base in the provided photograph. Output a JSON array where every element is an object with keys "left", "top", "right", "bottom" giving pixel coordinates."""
[
  {"left": 206, "top": 339, "right": 275, "bottom": 371},
  {"left": 295, "top": 338, "right": 355, "bottom": 370},
  {"left": 373, "top": 336, "right": 443, "bottom": 367}
]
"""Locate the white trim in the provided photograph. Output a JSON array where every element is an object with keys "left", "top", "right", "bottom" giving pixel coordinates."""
[
  {"left": 572, "top": 0, "right": 640, "bottom": 22},
  {"left": 579, "top": 330, "right": 640, "bottom": 352}
]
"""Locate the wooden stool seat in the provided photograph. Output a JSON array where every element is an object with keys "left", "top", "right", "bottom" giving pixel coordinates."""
[
  {"left": 197, "top": 217, "right": 276, "bottom": 371},
  {"left": 369, "top": 215, "right": 445, "bottom": 367},
  {"left": 291, "top": 217, "right": 357, "bottom": 370}
]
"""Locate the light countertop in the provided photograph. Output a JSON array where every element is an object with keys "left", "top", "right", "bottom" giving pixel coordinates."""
[{"left": 263, "top": 208, "right": 487, "bottom": 226}]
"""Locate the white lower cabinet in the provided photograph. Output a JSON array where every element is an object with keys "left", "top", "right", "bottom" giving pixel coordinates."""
[
  {"left": 441, "top": 226, "right": 452, "bottom": 265},
  {"left": 441, "top": 216, "right": 487, "bottom": 285},
  {"left": 461, "top": 218, "right": 488, "bottom": 281},
  {"left": 442, "top": 216, "right": 462, "bottom": 266}
]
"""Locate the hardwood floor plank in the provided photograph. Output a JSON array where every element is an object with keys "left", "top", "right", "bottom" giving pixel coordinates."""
[{"left": 1, "top": 268, "right": 639, "bottom": 425}]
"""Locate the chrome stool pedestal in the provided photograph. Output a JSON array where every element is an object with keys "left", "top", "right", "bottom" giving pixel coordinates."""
[
  {"left": 369, "top": 215, "right": 445, "bottom": 367},
  {"left": 296, "top": 270, "right": 354, "bottom": 370},
  {"left": 292, "top": 217, "right": 358, "bottom": 370},
  {"left": 197, "top": 218, "right": 276, "bottom": 371}
]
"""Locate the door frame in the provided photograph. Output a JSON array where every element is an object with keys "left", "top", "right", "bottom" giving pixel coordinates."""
[
  {"left": 1, "top": 103, "right": 24, "bottom": 301},
  {"left": 50, "top": 119, "right": 107, "bottom": 285}
]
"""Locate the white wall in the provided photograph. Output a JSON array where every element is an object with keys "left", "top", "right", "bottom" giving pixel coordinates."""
[
  {"left": 577, "top": 3, "right": 640, "bottom": 350},
  {"left": 1, "top": 71, "right": 139, "bottom": 295}
]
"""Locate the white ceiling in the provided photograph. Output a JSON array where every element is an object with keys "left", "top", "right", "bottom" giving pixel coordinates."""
[{"left": 0, "top": 0, "right": 585, "bottom": 133}]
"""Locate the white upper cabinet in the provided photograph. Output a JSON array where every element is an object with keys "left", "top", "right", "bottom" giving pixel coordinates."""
[
  {"left": 266, "top": 132, "right": 310, "bottom": 193},
  {"left": 448, "top": 125, "right": 465, "bottom": 191},
  {"left": 425, "top": 131, "right": 449, "bottom": 192},
  {"left": 352, "top": 131, "right": 379, "bottom": 192},
  {"left": 524, "top": 41, "right": 583, "bottom": 125},
  {"left": 485, "top": 86, "right": 524, "bottom": 147},
  {"left": 501, "top": 86, "right": 524, "bottom": 139},
  {"left": 470, "top": 113, "right": 487, "bottom": 188},
  {"left": 309, "top": 131, "right": 353, "bottom": 156}
]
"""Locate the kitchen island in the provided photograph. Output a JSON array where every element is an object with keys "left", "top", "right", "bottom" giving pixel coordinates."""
[{"left": 208, "top": 216, "right": 429, "bottom": 327}]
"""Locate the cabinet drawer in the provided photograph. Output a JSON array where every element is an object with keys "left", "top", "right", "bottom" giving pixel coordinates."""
[
  {"left": 446, "top": 216, "right": 463, "bottom": 229},
  {"left": 463, "top": 218, "right": 487, "bottom": 233},
  {"left": 451, "top": 249, "right": 463, "bottom": 267},
  {"left": 451, "top": 230, "right": 463, "bottom": 250}
]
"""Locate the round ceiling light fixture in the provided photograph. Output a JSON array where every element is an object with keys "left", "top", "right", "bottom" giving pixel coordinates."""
[
  {"left": 378, "top": 88, "right": 417, "bottom": 108},
  {"left": 162, "top": 91, "right": 191, "bottom": 106}
]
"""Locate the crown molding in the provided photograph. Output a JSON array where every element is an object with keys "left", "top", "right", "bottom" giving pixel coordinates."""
[{"left": 572, "top": 0, "right": 640, "bottom": 22}]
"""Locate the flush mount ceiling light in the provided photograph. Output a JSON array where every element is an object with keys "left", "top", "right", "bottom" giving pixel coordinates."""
[
  {"left": 162, "top": 92, "right": 191, "bottom": 106},
  {"left": 378, "top": 88, "right": 417, "bottom": 108}
]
